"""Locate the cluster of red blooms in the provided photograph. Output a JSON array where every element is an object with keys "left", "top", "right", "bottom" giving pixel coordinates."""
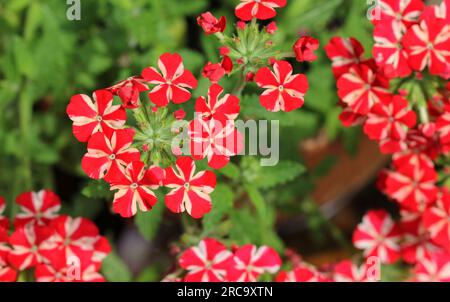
[
  {"left": 0, "top": 190, "right": 110, "bottom": 282},
  {"left": 326, "top": 0, "right": 450, "bottom": 281},
  {"left": 66, "top": 0, "right": 318, "bottom": 219}
]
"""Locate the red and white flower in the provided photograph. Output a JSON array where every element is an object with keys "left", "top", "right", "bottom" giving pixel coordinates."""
[
  {"left": 337, "top": 63, "right": 390, "bottom": 115},
  {"left": 189, "top": 119, "right": 243, "bottom": 169},
  {"left": 195, "top": 84, "right": 240, "bottom": 122},
  {"left": 423, "top": 189, "right": 450, "bottom": 251},
  {"left": 255, "top": 60, "right": 309, "bottom": 112},
  {"left": 374, "top": 0, "right": 424, "bottom": 27},
  {"left": 401, "top": 210, "right": 442, "bottom": 264},
  {"left": 276, "top": 264, "right": 324, "bottom": 282},
  {"left": 45, "top": 215, "right": 99, "bottom": 263},
  {"left": 66, "top": 90, "right": 126, "bottom": 142},
  {"left": 107, "top": 76, "right": 149, "bottom": 109},
  {"left": 8, "top": 225, "right": 56, "bottom": 270},
  {"left": 363, "top": 95, "right": 416, "bottom": 154},
  {"left": 142, "top": 53, "right": 198, "bottom": 107},
  {"left": 373, "top": 20, "right": 412, "bottom": 78},
  {"left": 402, "top": 14, "right": 450, "bottom": 76},
  {"left": 414, "top": 252, "right": 450, "bottom": 282},
  {"left": 164, "top": 157, "right": 216, "bottom": 219},
  {"left": 325, "top": 37, "right": 366, "bottom": 78},
  {"left": 332, "top": 260, "right": 374, "bottom": 282},
  {"left": 385, "top": 162, "right": 438, "bottom": 211},
  {"left": 228, "top": 245, "right": 281, "bottom": 282},
  {"left": 437, "top": 105, "right": 450, "bottom": 145},
  {"left": 179, "top": 238, "right": 234, "bottom": 282},
  {"left": 352, "top": 210, "right": 402, "bottom": 264},
  {"left": 14, "top": 190, "right": 61, "bottom": 228},
  {"left": 235, "top": 0, "right": 287, "bottom": 21},
  {"left": 0, "top": 197, "right": 8, "bottom": 230},
  {"left": 0, "top": 229, "right": 16, "bottom": 281},
  {"left": 82, "top": 129, "right": 140, "bottom": 181},
  {"left": 109, "top": 162, "right": 162, "bottom": 218}
]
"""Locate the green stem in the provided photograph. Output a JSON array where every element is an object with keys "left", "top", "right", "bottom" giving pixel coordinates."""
[{"left": 232, "top": 70, "right": 247, "bottom": 97}]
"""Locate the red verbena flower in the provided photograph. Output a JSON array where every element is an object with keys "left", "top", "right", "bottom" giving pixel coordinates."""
[
  {"left": 189, "top": 119, "right": 243, "bottom": 169},
  {"left": 400, "top": 210, "right": 442, "bottom": 264},
  {"left": 332, "top": 260, "right": 374, "bottom": 282},
  {"left": 325, "top": 37, "right": 366, "bottom": 78},
  {"left": 293, "top": 36, "right": 319, "bottom": 63},
  {"left": 107, "top": 76, "right": 149, "bottom": 109},
  {"left": 8, "top": 225, "right": 56, "bottom": 270},
  {"left": 82, "top": 129, "right": 140, "bottom": 181},
  {"left": 266, "top": 21, "right": 277, "bottom": 34},
  {"left": 0, "top": 228, "right": 17, "bottom": 282},
  {"left": 255, "top": 60, "right": 308, "bottom": 112},
  {"left": 352, "top": 210, "right": 402, "bottom": 264},
  {"left": 228, "top": 245, "right": 281, "bottom": 282},
  {"left": 423, "top": 189, "right": 450, "bottom": 251},
  {"left": 276, "top": 264, "right": 324, "bottom": 282},
  {"left": 14, "top": 190, "right": 61, "bottom": 228},
  {"left": 363, "top": 95, "right": 417, "bottom": 154},
  {"left": 109, "top": 162, "right": 162, "bottom": 218},
  {"left": 413, "top": 252, "right": 450, "bottom": 282},
  {"left": 337, "top": 63, "right": 390, "bottom": 115},
  {"left": 66, "top": 90, "right": 126, "bottom": 142},
  {"left": 437, "top": 105, "right": 450, "bottom": 146},
  {"left": 402, "top": 14, "right": 450, "bottom": 76},
  {"left": 142, "top": 53, "right": 198, "bottom": 107},
  {"left": 373, "top": 20, "right": 412, "bottom": 78},
  {"left": 179, "top": 238, "right": 234, "bottom": 282},
  {"left": 164, "top": 157, "right": 216, "bottom": 219},
  {"left": 235, "top": 0, "right": 287, "bottom": 21},
  {"left": 374, "top": 0, "right": 424, "bottom": 27},
  {"left": 385, "top": 162, "right": 438, "bottom": 211},
  {"left": 197, "top": 12, "right": 226, "bottom": 35},
  {"left": 195, "top": 84, "right": 240, "bottom": 122},
  {"left": 0, "top": 197, "right": 8, "bottom": 230}
]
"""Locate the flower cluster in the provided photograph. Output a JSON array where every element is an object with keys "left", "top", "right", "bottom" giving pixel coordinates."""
[
  {"left": 326, "top": 0, "right": 450, "bottom": 281},
  {"left": 67, "top": 0, "right": 316, "bottom": 219},
  {"left": 0, "top": 190, "right": 110, "bottom": 282}
]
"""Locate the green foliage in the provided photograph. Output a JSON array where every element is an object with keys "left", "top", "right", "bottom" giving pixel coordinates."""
[
  {"left": 101, "top": 249, "right": 133, "bottom": 282},
  {"left": 135, "top": 193, "right": 166, "bottom": 241}
]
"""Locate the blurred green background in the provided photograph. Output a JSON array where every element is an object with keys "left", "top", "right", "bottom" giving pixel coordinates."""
[{"left": 0, "top": 0, "right": 377, "bottom": 281}]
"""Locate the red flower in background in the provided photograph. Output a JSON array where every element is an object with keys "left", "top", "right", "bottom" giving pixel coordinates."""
[
  {"left": 276, "top": 264, "right": 324, "bottom": 282},
  {"left": 228, "top": 245, "right": 281, "bottom": 282},
  {"left": 423, "top": 189, "right": 450, "bottom": 251},
  {"left": 0, "top": 197, "right": 8, "bottom": 230},
  {"left": 352, "top": 210, "right": 402, "bottom": 264},
  {"left": 8, "top": 225, "right": 56, "bottom": 270},
  {"left": 255, "top": 60, "right": 308, "bottom": 112},
  {"left": 82, "top": 129, "right": 140, "bottom": 181},
  {"left": 235, "top": 0, "right": 287, "bottom": 21},
  {"left": 107, "top": 76, "right": 149, "bottom": 109},
  {"left": 400, "top": 210, "right": 442, "bottom": 264},
  {"left": 325, "top": 37, "right": 366, "bottom": 78},
  {"left": 142, "top": 53, "right": 198, "bottom": 107},
  {"left": 164, "top": 157, "right": 216, "bottom": 219},
  {"left": 437, "top": 105, "right": 450, "bottom": 146},
  {"left": 189, "top": 119, "right": 244, "bottom": 169},
  {"left": 197, "top": 12, "right": 226, "bottom": 34},
  {"left": 195, "top": 84, "right": 240, "bottom": 122},
  {"left": 337, "top": 63, "right": 390, "bottom": 114},
  {"left": 373, "top": 20, "right": 412, "bottom": 78},
  {"left": 332, "top": 260, "right": 373, "bottom": 282},
  {"left": 14, "top": 190, "right": 61, "bottom": 228},
  {"left": 385, "top": 162, "right": 438, "bottom": 211},
  {"left": 179, "top": 238, "right": 234, "bottom": 282},
  {"left": 374, "top": 0, "right": 424, "bottom": 27},
  {"left": 0, "top": 228, "right": 17, "bottom": 282},
  {"left": 363, "top": 95, "right": 416, "bottom": 154},
  {"left": 66, "top": 90, "right": 126, "bottom": 142},
  {"left": 414, "top": 252, "right": 450, "bottom": 281},
  {"left": 293, "top": 36, "right": 319, "bottom": 63},
  {"left": 402, "top": 14, "right": 450, "bottom": 76},
  {"left": 109, "top": 162, "right": 162, "bottom": 218}
]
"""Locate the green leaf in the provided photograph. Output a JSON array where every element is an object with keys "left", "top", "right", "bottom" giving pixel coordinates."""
[
  {"left": 242, "top": 157, "right": 306, "bottom": 189},
  {"left": 12, "top": 36, "right": 35, "bottom": 77},
  {"left": 82, "top": 180, "right": 111, "bottom": 199},
  {"left": 217, "top": 162, "right": 240, "bottom": 180},
  {"left": 101, "top": 250, "right": 132, "bottom": 282},
  {"left": 135, "top": 193, "right": 165, "bottom": 241},
  {"left": 202, "top": 184, "right": 234, "bottom": 233}
]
